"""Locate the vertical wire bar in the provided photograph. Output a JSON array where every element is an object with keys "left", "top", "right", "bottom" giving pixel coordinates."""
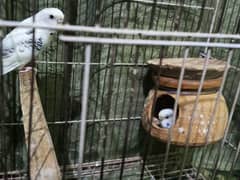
[
  {"left": 204, "top": 142, "right": 217, "bottom": 169},
  {"left": 44, "top": 0, "right": 49, "bottom": 120},
  {"left": 88, "top": 0, "right": 104, "bottom": 161},
  {"left": 218, "top": 0, "right": 237, "bottom": 58},
  {"left": 150, "top": 5, "right": 161, "bottom": 63},
  {"left": 88, "top": 46, "right": 103, "bottom": 161},
  {"left": 9, "top": 0, "right": 17, "bottom": 170},
  {"left": 189, "top": 0, "right": 202, "bottom": 56},
  {"left": 114, "top": 64, "right": 130, "bottom": 154},
  {"left": 216, "top": 141, "right": 229, "bottom": 170},
  {"left": 154, "top": 7, "right": 162, "bottom": 32},
  {"left": 203, "top": 52, "right": 232, "bottom": 171},
  {"left": 5, "top": 1, "right": 10, "bottom": 174},
  {"left": 223, "top": 0, "right": 238, "bottom": 35},
  {"left": 228, "top": 140, "right": 240, "bottom": 177},
  {"left": 132, "top": 2, "right": 150, "bottom": 151},
  {"left": 115, "top": 2, "right": 132, "bottom": 154},
  {"left": 99, "top": 45, "right": 118, "bottom": 179},
  {"left": 178, "top": 49, "right": 211, "bottom": 179},
  {"left": 163, "top": 1, "right": 171, "bottom": 31},
  {"left": 214, "top": 0, "right": 227, "bottom": 33},
  {"left": 204, "top": 0, "right": 220, "bottom": 53},
  {"left": 129, "top": 3, "right": 147, "bottom": 163},
  {"left": 90, "top": 3, "right": 108, "bottom": 162},
  {"left": 98, "top": 4, "right": 116, "bottom": 177},
  {"left": 100, "top": 45, "right": 117, "bottom": 179},
  {"left": 114, "top": 2, "right": 134, "bottom": 156},
  {"left": 0, "top": 30, "right": 3, "bottom": 83},
  {"left": 0, "top": 24, "right": 7, "bottom": 177},
  {"left": 43, "top": 46, "right": 48, "bottom": 119},
  {"left": 161, "top": 47, "right": 189, "bottom": 179},
  {"left": 119, "top": 46, "right": 140, "bottom": 179},
  {"left": 138, "top": 0, "right": 157, "bottom": 177},
  {"left": 27, "top": 2, "right": 37, "bottom": 178},
  {"left": 195, "top": 50, "right": 234, "bottom": 179},
  {"left": 197, "top": 51, "right": 232, "bottom": 177},
  {"left": 78, "top": 45, "right": 91, "bottom": 178},
  {"left": 140, "top": 47, "right": 165, "bottom": 180},
  {"left": 209, "top": 50, "right": 238, "bottom": 179},
  {"left": 167, "top": 0, "right": 180, "bottom": 56},
  {"left": 223, "top": 146, "right": 235, "bottom": 170},
  {"left": 68, "top": 52, "right": 76, "bottom": 163},
  {"left": 87, "top": 54, "right": 99, "bottom": 162},
  {"left": 177, "top": 0, "right": 193, "bottom": 57},
  {"left": 62, "top": 2, "right": 78, "bottom": 176},
  {"left": 224, "top": 5, "right": 240, "bottom": 98},
  {"left": 148, "top": 0, "right": 156, "bottom": 30},
  {"left": 95, "top": 0, "right": 103, "bottom": 26},
  {"left": 97, "top": 45, "right": 111, "bottom": 177},
  {"left": 170, "top": 0, "right": 184, "bottom": 56},
  {"left": 53, "top": 36, "right": 61, "bottom": 123},
  {"left": 217, "top": 0, "right": 235, "bottom": 58},
  {"left": 196, "top": 0, "right": 207, "bottom": 31},
  {"left": 109, "top": 2, "right": 124, "bottom": 157},
  {"left": 109, "top": 48, "right": 122, "bottom": 155}
]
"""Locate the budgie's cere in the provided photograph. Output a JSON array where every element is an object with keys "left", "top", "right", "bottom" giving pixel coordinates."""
[
  {"left": 1, "top": 8, "right": 64, "bottom": 75},
  {"left": 158, "top": 108, "right": 174, "bottom": 128}
]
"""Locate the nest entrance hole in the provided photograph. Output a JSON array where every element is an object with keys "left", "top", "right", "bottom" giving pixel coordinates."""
[{"left": 153, "top": 94, "right": 179, "bottom": 121}]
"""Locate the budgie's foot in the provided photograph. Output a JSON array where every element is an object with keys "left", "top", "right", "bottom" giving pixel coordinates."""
[
  {"left": 19, "top": 66, "right": 37, "bottom": 73},
  {"left": 152, "top": 117, "right": 160, "bottom": 125}
]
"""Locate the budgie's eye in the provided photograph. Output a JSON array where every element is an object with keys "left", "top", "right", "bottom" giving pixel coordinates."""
[{"left": 49, "top": 14, "right": 54, "bottom": 19}]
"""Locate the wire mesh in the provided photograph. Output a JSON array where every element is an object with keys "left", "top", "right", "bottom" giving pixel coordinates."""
[{"left": 0, "top": 0, "right": 240, "bottom": 180}]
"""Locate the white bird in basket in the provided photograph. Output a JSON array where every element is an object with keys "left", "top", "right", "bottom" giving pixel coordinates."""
[
  {"left": 158, "top": 108, "right": 174, "bottom": 129},
  {"left": 1, "top": 8, "right": 64, "bottom": 75}
]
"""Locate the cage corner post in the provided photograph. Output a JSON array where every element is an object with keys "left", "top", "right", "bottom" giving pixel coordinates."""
[{"left": 19, "top": 69, "right": 61, "bottom": 180}]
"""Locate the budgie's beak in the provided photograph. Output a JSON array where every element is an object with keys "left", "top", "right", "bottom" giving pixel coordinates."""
[{"left": 57, "top": 18, "right": 64, "bottom": 24}]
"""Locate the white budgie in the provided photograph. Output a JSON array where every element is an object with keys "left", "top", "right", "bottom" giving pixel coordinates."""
[
  {"left": 1, "top": 8, "right": 64, "bottom": 75},
  {"left": 158, "top": 108, "right": 174, "bottom": 128}
]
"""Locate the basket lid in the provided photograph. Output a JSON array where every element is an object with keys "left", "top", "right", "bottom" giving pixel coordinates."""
[{"left": 147, "top": 58, "right": 226, "bottom": 81}]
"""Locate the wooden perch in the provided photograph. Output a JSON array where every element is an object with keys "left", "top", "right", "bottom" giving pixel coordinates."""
[{"left": 19, "top": 68, "right": 61, "bottom": 180}]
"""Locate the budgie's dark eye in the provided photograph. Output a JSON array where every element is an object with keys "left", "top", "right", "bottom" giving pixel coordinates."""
[{"left": 49, "top": 14, "right": 54, "bottom": 19}]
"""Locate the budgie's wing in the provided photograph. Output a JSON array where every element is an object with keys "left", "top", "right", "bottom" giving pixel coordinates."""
[
  {"left": 6, "top": 16, "right": 34, "bottom": 37},
  {"left": 2, "top": 30, "right": 35, "bottom": 74}
]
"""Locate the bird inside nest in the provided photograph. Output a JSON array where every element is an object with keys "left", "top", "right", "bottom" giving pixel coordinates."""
[
  {"left": 153, "top": 94, "right": 179, "bottom": 129},
  {"left": 158, "top": 108, "right": 174, "bottom": 128}
]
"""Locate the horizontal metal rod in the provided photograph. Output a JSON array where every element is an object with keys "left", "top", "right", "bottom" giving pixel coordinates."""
[
  {"left": 35, "top": 61, "right": 147, "bottom": 66},
  {"left": 34, "top": 61, "right": 240, "bottom": 72},
  {"left": 1, "top": 21, "right": 240, "bottom": 40},
  {"left": 132, "top": 0, "right": 214, "bottom": 10},
  {"left": 0, "top": 155, "right": 206, "bottom": 179},
  {"left": 59, "top": 36, "right": 240, "bottom": 48},
  {"left": 0, "top": 116, "right": 141, "bottom": 126}
]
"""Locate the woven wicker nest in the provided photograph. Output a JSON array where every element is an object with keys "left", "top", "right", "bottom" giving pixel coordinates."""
[
  {"left": 142, "top": 58, "right": 228, "bottom": 146},
  {"left": 142, "top": 90, "right": 228, "bottom": 146}
]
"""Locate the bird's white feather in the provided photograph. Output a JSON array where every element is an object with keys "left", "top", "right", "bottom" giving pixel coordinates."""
[
  {"left": 2, "top": 30, "right": 50, "bottom": 74},
  {"left": 1, "top": 8, "right": 64, "bottom": 75},
  {"left": 158, "top": 108, "right": 174, "bottom": 128},
  {"left": 160, "top": 118, "right": 173, "bottom": 129}
]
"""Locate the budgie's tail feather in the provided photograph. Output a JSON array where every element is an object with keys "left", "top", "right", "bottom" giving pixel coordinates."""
[{"left": 2, "top": 61, "right": 20, "bottom": 75}]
